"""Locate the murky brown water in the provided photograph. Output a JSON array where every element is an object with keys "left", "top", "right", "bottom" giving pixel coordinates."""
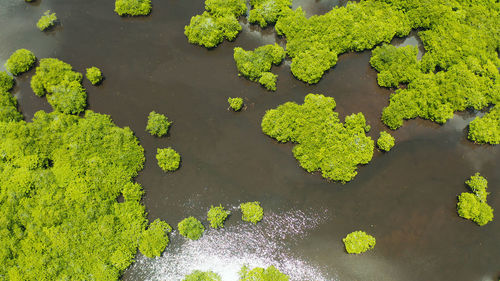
[{"left": 1, "top": 0, "right": 499, "bottom": 280}]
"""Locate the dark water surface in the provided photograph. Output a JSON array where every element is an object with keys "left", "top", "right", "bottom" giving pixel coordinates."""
[{"left": 1, "top": 0, "right": 499, "bottom": 280}]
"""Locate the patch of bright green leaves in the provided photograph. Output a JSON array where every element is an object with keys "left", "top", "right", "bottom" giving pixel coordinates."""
[
  {"left": 0, "top": 73, "right": 22, "bottom": 123},
  {"left": 261, "top": 94, "right": 374, "bottom": 182},
  {"left": 37, "top": 10, "right": 57, "bottom": 31},
  {"left": 240, "top": 201, "right": 263, "bottom": 224},
  {"left": 207, "top": 205, "right": 230, "bottom": 228},
  {"left": 156, "top": 147, "right": 181, "bottom": 172},
  {"left": 370, "top": 44, "right": 420, "bottom": 88},
  {"left": 343, "top": 231, "right": 376, "bottom": 254},
  {"left": 0, "top": 71, "right": 14, "bottom": 92},
  {"left": 115, "top": 0, "right": 151, "bottom": 16},
  {"left": 233, "top": 44, "right": 285, "bottom": 91},
  {"left": 248, "top": 0, "right": 292, "bottom": 28},
  {"left": 178, "top": 217, "right": 205, "bottom": 240},
  {"left": 146, "top": 111, "right": 172, "bottom": 137},
  {"left": 239, "top": 265, "right": 289, "bottom": 281},
  {"left": 5, "top": 49, "right": 36, "bottom": 76},
  {"left": 377, "top": 131, "right": 395, "bottom": 152},
  {"left": 228, "top": 97, "right": 243, "bottom": 111},
  {"left": 139, "top": 219, "right": 172, "bottom": 258},
  {"left": 457, "top": 173, "right": 494, "bottom": 226},
  {"left": 468, "top": 106, "right": 500, "bottom": 145},
  {"left": 86, "top": 67, "right": 103, "bottom": 85},
  {"left": 183, "top": 270, "right": 222, "bottom": 281}
]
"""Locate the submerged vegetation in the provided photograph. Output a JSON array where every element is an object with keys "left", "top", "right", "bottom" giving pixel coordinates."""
[
  {"left": 178, "top": 217, "right": 205, "bottom": 240},
  {"left": 146, "top": 111, "right": 172, "bottom": 137},
  {"left": 233, "top": 44, "right": 285, "bottom": 91},
  {"left": 5, "top": 49, "right": 36, "bottom": 76},
  {"left": 156, "top": 147, "right": 181, "bottom": 172},
  {"left": 86, "top": 67, "right": 103, "bottom": 85},
  {"left": 239, "top": 265, "right": 289, "bottom": 281},
  {"left": 183, "top": 270, "right": 222, "bottom": 281},
  {"left": 468, "top": 106, "right": 500, "bottom": 145},
  {"left": 240, "top": 201, "right": 263, "bottom": 224},
  {"left": 115, "top": 0, "right": 152, "bottom": 16},
  {"left": 139, "top": 219, "right": 172, "bottom": 258},
  {"left": 457, "top": 173, "right": 494, "bottom": 226},
  {"left": 228, "top": 97, "right": 243, "bottom": 111},
  {"left": 377, "top": 131, "right": 395, "bottom": 152},
  {"left": 37, "top": 10, "right": 57, "bottom": 31},
  {"left": 207, "top": 205, "right": 231, "bottom": 229},
  {"left": 343, "top": 231, "right": 376, "bottom": 254},
  {"left": 262, "top": 94, "right": 374, "bottom": 183}
]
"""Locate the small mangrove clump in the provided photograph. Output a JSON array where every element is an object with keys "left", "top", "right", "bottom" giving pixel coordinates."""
[
  {"left": 240, "top": 201, "right": 263, "bottom": 224},
  {"left": 5, "top": 49, "right": 36, "bottom": 76},
  {"left": 86, "top": 67, "right": 103, "bottom": 85},
  {"left": 139, "top": 219, "right": 172, "bottom": 258},
  {"left": 233, "top": 44, "right": 285, "bottom": 91},
  {"left": 239, "top": 265, "right": 289, "bottom": 281},
  {"left": 115, "top": 0, "right": 151, "bottom": 16},
  {"left": 377, "top": 131, "right": 395, "bottom": 152},
  {"left": 343, "top": 231, "right": 376, "bottom": 254},
  {"left": 207, "top": 205, "right": 230, "bottom": 228},
  {"left": 228, "top": 97, "right": 243, "bottom": 111},
  {"left": 0, "top": 71, "right": 14, "bottom": 92},
  {"left": 457, "top": 173, "right": 494, "bottom": 226},
  {"left": 156, "top": 147, "right": 181, "bottom": 172},
  {"left": 146, "top": 111, "right": 172, "bottom": 137},
  {"left": 37, "top": 10, "right": 57, "bottom": 31},
  {"left": 468, "top": 106, "right": 500, "bottom": 145},
  {"left": 183, "top": 270, "right": 221, "bottom": 281},
  {"left": 248, "top": 0, "right": 292, "bottom": 28},
  {"left": 178, "top": 217, "right": 205, "bottom": 240},
  {"left": 0, "top": 72, "right": 23, "bottom": 122}
]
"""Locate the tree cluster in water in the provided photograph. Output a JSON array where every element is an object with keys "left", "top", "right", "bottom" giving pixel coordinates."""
[{"left": 457, "top": 173, "right": 494, "bottom": 226}]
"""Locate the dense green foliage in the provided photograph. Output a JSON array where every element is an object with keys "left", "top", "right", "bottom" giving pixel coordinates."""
[
  {"left": 468, "top": 106, "right": 500, "bottom": 145},
  {"left": 457, "top": 173, "right": 494, "bottom": 226},
  {"left": 239, "top": 265, "right": 289, "bottom": 281},
  {"left": 261, "top": 94, "right": 374, "bottom": 182},
  {"left": 178, "top": 217, "right": 205, "bottom": 240},
  {"left": 37, "top": 10, "right": 57, "bottom": 31},
  {"left": 0, "top": 71, "right": 14, "bottom": 92},
  {"left": 370, "top": 44, "right": 420, "bottom": 88},
  {"left": 0, "top": 109, "right": 149, "bottom": 279},
  {"left": 233, "top": 44, "right": 285, "bottom": 91},
  {"left": 86, "top": 67, "right": 103, "bottom": 85},
  {"left": 207, "top": 205, "right": 230, "bottom": 228},
  {"left": 156, "top": 147, "right": 181, "bottom": 172},
  {"left": 343, "top": 231, "right": 376, "bottom": 254},
  {"left": 0, "top": 91, "right": 23, "bottom": 123},
  {"left": 240, "top": 201, "right": 263, "bottom": 224},
  {"left": 139, "top": 219, "right": 172, "bottom": 258},
  {"left": 183, "top": 270, "right": 222, "bottom": 281},
  {"left": 31, "top": 58, "right": 87, "bottom": 114},
  {"left": 115, "top": 0, "right": 151, "bottom": 16},
  {"left": 228, "top": 97, "right": 243, "bottom": 111},
  {"left": 184, "top": 0, "right": 245, "bottom": 48},
  {"left": 377, "top": 131, "right": 395, "bottom": 152},
  {"left": 248, "top": 0, "right": 292, "bottom": 28},
  {"left": 5, "top": 49, "right": 36, "bottom": 76},
  {"left": 146, "top": 111, "right": 171, "bottom": 137}
]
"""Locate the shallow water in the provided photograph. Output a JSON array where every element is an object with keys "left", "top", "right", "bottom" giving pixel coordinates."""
[{"left": 1, "top": 0, "right": 499, "bottom": 280}]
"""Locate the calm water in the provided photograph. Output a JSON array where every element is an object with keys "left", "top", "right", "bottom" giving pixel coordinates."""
[{"left": 0, "top": 0, "right": 498, "bottom": 280}]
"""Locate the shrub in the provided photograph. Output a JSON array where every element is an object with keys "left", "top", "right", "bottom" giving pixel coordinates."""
[
  {"left": 258, "top": 72, "right": 277, "bottom": 91},
  {"left": 468, "top": 106, "right": 500, "bottom": 145},
  {"left": 342, "top": 231, "right": 376, "bottom": 254},
  {"left": 238, "top": 265, "right": 289, "bottom": 281},
  {"left": 146, "top": 111, "right": 172, "bottom": 137},
  {"left": 5, "top": 49, "right": 36, "bottom": 76},
  {"left": 139, "top": 219, "right": 172, "bottom": 258},
  {"left": 156, "top": 148, "right": 181, "bottom": 172},
  {"left": 457, "top": 173, "right": 494, "bottom": 226},
  {"left": 261, "top": 94, "right": 374, "bottom": 182},
  {"left": 240, "top": 201, "right": 263, "bottom": 224},
  {"left": 370, "top": 44, "right": 420, "bottom": 88},
  {"left": 178, "top": 217, "right": 205, "bottom": 240},
  {"left": 86, "top": 67, "right": 103, "bottom": 85},
  {"left": 228, "top": 97, "right": 243, "bottom": 111},
  {"left": 207, "top": 205, "right": 230, "bottom": 228},
  {"left": 234, "top": 44, "right": 285, "bottom": 81},
  {"left": 183, "top": 270, "right": 221, "bottom": 281},
  {"left": 37, "top": 10, "right": 57, "bottom": 31},
  {"left": 115, "top": 0, "right": 151, "bottom": 16},
  {"left": 0, "top": 71, "right": 14, "bottom": 92},
  {"left": 205, "top": 0, "right": 246, "bottom": 17},
  {"left": 0, "top": 91, "right": 23, "bottom": 122},
  {"left": 377, "top": 131, "right": 395, "bottom": 152},
  {"left": 248, "top": 0, "right": 292, "bottom": 28}
]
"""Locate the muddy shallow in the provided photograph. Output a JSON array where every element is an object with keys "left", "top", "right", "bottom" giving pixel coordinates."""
[{"left": 1, "top": 0, "right": 499, "bottom": 280}]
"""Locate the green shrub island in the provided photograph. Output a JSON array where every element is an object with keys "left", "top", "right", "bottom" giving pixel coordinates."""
[
  {"left": 146, "top": 111, "right": 172, "bottom": 137},
  {"left": 115, "top": 0, "right": 151, "bottom": 16},
  {"left": 377, "top": 131, "right": 395, "bottom": 152},
  {"left": 248, "top": 0, "right": 292, "bottom": 28},
  {"left": 228, "top": 97, "right": 243, "bottom": 111},
  {"left": 233, "top": 44, "right": 285, "bottom": 91},
  {"left": 457, "top": 173, "right": 494, "bottom": 226},
  {"left": 207, "top": 205, "right": 231, "bottom": 228},
  {"left": 178, "top": 217, "right": 205, "bottom": 240},
  {"left": 0, "top": 73, "right": 23, "bottom": 123},
  {"left": 343, "top": 231, "right": 376, "bottom": 254},
  {"left": 31, "top": 58, "right": 87, "bottom": 114},
  {"left": 262, "top": 94, "right": 374, "bottom": 183},
  {"left": 156, "top": 147, "right": 181, "bottom": 172},
  {"left": 183, "top": 270, "right": 222, "bottom": 281},
  {"left": 468, "top": 105, "right": 500, "bottom": 145},
  {"left": 5, "top": 49, "right": 36, "bottom": 76},
  {"left": 139, "top": 219, "right": 172, "bottom": 258},
  {"left": 370, "top": 44, "right": 420, "bottom": 88},
  {"left": 240, "top": 201, "right": 263, "bottom": 224},
  {"left": 184, "top": 0, "right": 246, "bottom": 48},
  {"left": 86, "top": 67, "right": 103, "bottom": 85},
  {"left": 239, "top": 265, "right": 289, "bottom": 281},
  {"left": 37, "top": 10, "right": 57, "bottom": 31},
  {"left": 0, "top": 71, "right": 14, "bottom": 92}
]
